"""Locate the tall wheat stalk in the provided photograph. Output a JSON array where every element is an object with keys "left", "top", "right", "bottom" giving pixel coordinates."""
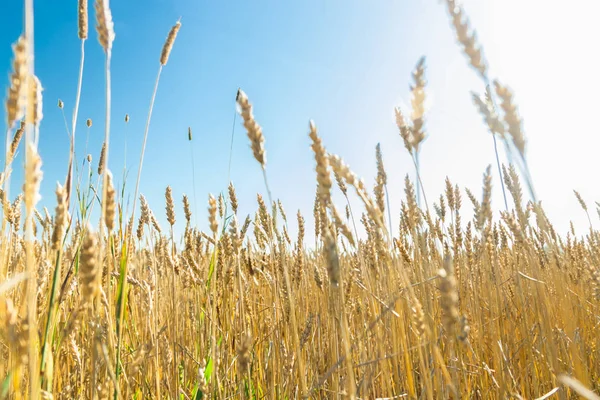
[
  {"left": 127, "top": 19, "right": 181, "bottom": 398},
  {"left": 227, "top": 89, "right": 240, "bottom": 184},
  {"left": 130, "top": 20, "right": 180, "bottom": 248},
  {"left": 93, "top": 2, "right": 116, "bottom": 399},
  {"left": 65, "top": 0, "right": 88, "bottom": 209},
  {"left": 394, "top": 57, "right": 430, "bottom": 214},
  {"left": 188, "top": 127, "right": 198, "bottom": 225}
]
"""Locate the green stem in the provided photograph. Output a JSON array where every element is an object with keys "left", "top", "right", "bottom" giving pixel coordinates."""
[
  {"left": 114, "top": 235, "right": 128, "bottom": 400},
  {"left": 39, "top": 251, "right": 62, "bottom": 388}
]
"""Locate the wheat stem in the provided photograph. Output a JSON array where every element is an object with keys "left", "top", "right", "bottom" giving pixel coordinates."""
[
  {"left": 412, "top": 152, "right": 430, "bottom": 213},
  {"left": 66, "top": 39, "right": 86, "bottom": 208},
  {"left": 189, "top": 131, "right": 198, "bottom": 226},
  {"left": 130, "top": 66, "right": 162, "bottom": 248},
  {"left": 492, "top": 133, "right": 509, "bottom": 211}
]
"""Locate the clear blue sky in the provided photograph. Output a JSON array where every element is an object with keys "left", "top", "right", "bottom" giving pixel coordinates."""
[{"left": 2, "top": 0, "right": 599, "bottom": 240}]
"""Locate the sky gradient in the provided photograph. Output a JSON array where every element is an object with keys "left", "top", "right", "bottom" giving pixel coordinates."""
[{"left": 1, "top": 0, "right": 599, "bottom": 240}]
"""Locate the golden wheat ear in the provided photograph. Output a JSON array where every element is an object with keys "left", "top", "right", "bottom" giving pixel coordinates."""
[
  {"left": 236, "top": 90, "right": 266, "bottom": 169},
  {"left": 79, "top": 0, "right": 88, "bottom": 39},
  {"left": 160, "top": 20, "right": 181, "bottom": 66},
  {"left": 5, "top": 36, "right": 28, "bottom": 129},
  {"left": 8, "top": 121, "right": 25, "bottom": 163},
  {"left": 95, "top": 0, "right": 115, "bottom": 52},
  {"left": 308, "top": 120, "right": 332, "bottom": 207}
]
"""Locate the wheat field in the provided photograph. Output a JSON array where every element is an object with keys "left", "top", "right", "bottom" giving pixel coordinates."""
[{"left": 1, "top": 1, "right": 599, "bottom": 399}]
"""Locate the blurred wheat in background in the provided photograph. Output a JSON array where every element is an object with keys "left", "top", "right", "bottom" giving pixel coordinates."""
[{"left": 1, "top": 0, "right": 599, "bottom": 399}]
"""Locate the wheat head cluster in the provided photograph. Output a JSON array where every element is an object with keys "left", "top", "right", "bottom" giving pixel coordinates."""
[{"left": 1, "top": 0, "right": 599, "bottom": 399}]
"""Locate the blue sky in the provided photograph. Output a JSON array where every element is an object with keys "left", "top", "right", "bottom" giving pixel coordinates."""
[{"left": 2, "top": 0, "right": 599, "bottom": 240}]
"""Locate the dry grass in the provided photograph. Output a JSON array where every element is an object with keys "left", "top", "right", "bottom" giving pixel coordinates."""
[{"left": 1, "top": 1, "right": 600, "bottom": 400}]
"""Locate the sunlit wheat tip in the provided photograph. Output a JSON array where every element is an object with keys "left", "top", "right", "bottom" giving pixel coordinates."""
[
  {"left": 277, "top": 199, "right": 287, "bottom": 223},
  {"left": 329, "top": 154, "right": 384, "bottom": 229},
  {"left": 164, "top": 186, "right": 176, "bottom": 227},
  {"left": 9, "top": 121, "right": 25, "bottom": 161},
  {"left": 445, "top": 177, "right": 455, "bottom": 211},
  {"left": 5, "top": 36, "right": 28, "bottom": 127},
  {"left": 30, "top": 74, "right": 43, "bottom": 126},
  {"left": 494, "top": 81, "right": 526, "bottom": 156},
  {"left": 95, "top": 0, "right": 115, "bottom": 52},
  {"left": 236, "top": 90, "right": 266, "bottom": 168},
  {"left": 7, "top": 195, "right": 23, "bottom": 229},
  {"left": 240, "top": 214, "right": 251, "bottom": 242},
  {"left": 105, "top": 170, "right": 116, "bottom": 231},
  {"left": 160, "top": 20, "right": 181, "bottom": 66},
  {"left": 471, "top": 91, "right": 505, "bottom": 137},
  {"left": 574, "top": 190, "right": 587, "bottom": 211},
  {"left": 218, "top": 193, "right": 225, "bottom": 219},
  {"left": 136, "top": 196, "right": 150, "bottom": 240},
  {"left": 334, "top": 169, "right": 347, "bottom": 196},
  {"left": 51, "top": 183, "right": 68, "bottom": 250},
  {"left": 150, "top": 211, "right": 161, "bottom": 233},
  {"left": 23, "top": 143, "right": 43, "bottom": 210},
  {"left": 395, "top": 106, "right": 413, "bottom": 153},
  {"left": 297, "top": 210, "right": 305, "bottom": 248},
  {"left": 410, "top": 56, "right": 427, "bottom": 150},
  {"left": 182, "top": 194, "right": 192, "bottom": 224},
  {"left": 309, "top": 120, "right": 332, "bottom": 206},
  {"left": 139, "top": 194, "right": 150, "bottom": 222},
  {"left": 97, "top": 142, "right": 106, "bottom": 175},
  {"left": 78, "top": 0, "right": 88, "bottom": 39},
  {"left": 79, "top": 225, "right": 100, "bottom": 305},
  {"left": 476, "top": 165, "right": 493, "bottom": 230},
  {"left": 445, "top": 0, "right": 487, "bottom": 78},
  {"left": 331, "top": 205, "right": 355, "bottom": 247},
  {"left": 313, "top": 193, "right": 321, "bottom": 239},
  {"left": 228, "top": 182, "right": 238, "bottom": 214},
  {"left": 208, "top": 194, "right": 218, "bottom": 236},
  {"left": 454, "top": 184, "right": 462, "bottom": 210}
]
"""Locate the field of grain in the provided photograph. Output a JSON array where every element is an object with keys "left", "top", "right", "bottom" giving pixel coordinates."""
[{"left": 1, "top": 1, "right": 599, "bottom": 399}]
